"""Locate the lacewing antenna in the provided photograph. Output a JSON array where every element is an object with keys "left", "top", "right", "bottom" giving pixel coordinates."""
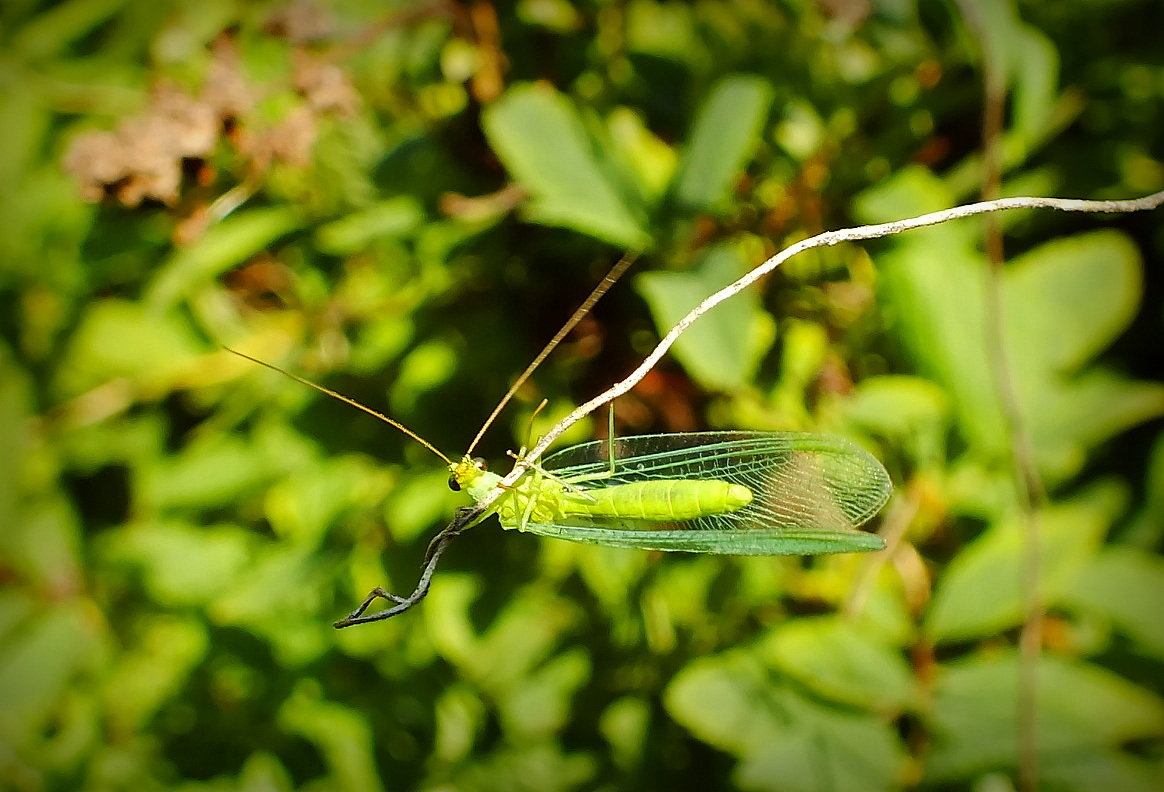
[
  {"left": 224, "top": 347, "right": 453, "bottom": 465},
  {"left": 465, "top": 251, "right": 638, "bottom": 455}
]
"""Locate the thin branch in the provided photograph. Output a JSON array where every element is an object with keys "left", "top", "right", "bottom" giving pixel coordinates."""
[
  {"left": 950, "top": 4, "right": 1049, "bottom": 784},
  {"left": 510, "top": 190, "right": 1164, "bottom": 485}
]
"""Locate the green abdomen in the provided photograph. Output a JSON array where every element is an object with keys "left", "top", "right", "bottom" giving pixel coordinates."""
[{"left": 562, "top": 479, "right": 753, "bottom": 521}]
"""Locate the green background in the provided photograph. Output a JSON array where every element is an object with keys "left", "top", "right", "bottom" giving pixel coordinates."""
[{"left": 1, "top": 1, "right": 1162, "bottom": 790}]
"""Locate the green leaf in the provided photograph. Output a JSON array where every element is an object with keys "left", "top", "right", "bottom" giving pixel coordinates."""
[
  {"left": 969, "top": 0, "right": 1060, "bottom": 146},
  {"left": 1123, "top": 431, "right": 1164, "bottom": 546},
  {"left": 575, "top": 543, "right": 651, "bottom": 617},
  {"left": 926, "top": 481, "right": 1125, "bottom": 642},
  {"left": 641, "top": 556, "right": 721, "bottom": 638},
  {"left": 482, "top": 82, "right": 650, "bottom": 247},
  {"left": 673, "top": 74, "right": 774, "bottom": 211},
  {"left": 868, "top": 167, "right": 1164, "bottom": 482},
  {"left": 766, "top": 318, "right": 829, "bottom": 424},
  {"left": 599, "top": 696, "right": 650, "bottom": 770},
  {"left": 758, "top": 617, "right": 915, "bottom": 711},
  {"left": 1005, "top": 229, "right": 1162, "bottom": 468},
  {"left": 236, "top": 753, "right": 295, "bottom": 792},
  {"left": 731, "top": 693, "right": 905, "bottom": 792},
  {"left": 774, "top": 99, "right": 826, "bottom": 162},
  {"left": 10, "top": 0, "right": 131, "bottom": 58},
  {"left": 52, "top": 299, "right": 204, "bottom": 399},
  {"left": 383, "top": 468, "right": 463, "bottom": 544},
  {"left": 1040, "top": 751, "right": 1164, "bottom": 792},
  {"left": 0, "top": 350, "right": 32, "bottom": 534},
  {"left": 265, "top": 457, "right": 390, "bottom": 548},
  {"left": 141, "top": 430, "right": 304, "bottom": 513},
  {"left": 605, "top": 107, "right": 677, "bottom": 205},
  {"left": 102, "top": 616, "right": 208, "bottom": 734},
  {"left": 497, "top": 648, "right": 590, "bottom": 739},
  {"left": 852, "top": 164, "right": 960, "bottom": 224},
  {"left": 388, "top": 338, "right": 459, "bottom": 414},
  {"left": 1003, "top": 231, "right": 1140, "bottom": 375},
  {"left": 637, "top": 243, "right": 775, "bottom": 390},
  {"left": 426, "top": 582, "right": 580, "bottom": 697},
  {"left": 927, "top": 651, "right": 1164, "bottom": 781},
  {"left": 279, "top": 681, "right": 385, "bottom": 792},
  {"left": 100, "top": 521, "right": 255, "bottom": 607},
  {"left": 314, "top": 196, "right": 424, "bottom": 255},
  {"left": 665, "top": 651, "right": 906, "bottom": 792},
  {"left": 1025, "top": 370, "right": 1164, "bottom": 484},
  {"left": 7, "top": 495, "right": 83, "bottom": 591},
  {"left": 442, "top": 742, "right": 595, "bottom": 792},
  {"left": 867, "top": 175, "right": 1008, "bottom": 456},
  {"left": 1064, "top": 546, "right": 1164, "bottom": 662},
  {"left": 999, "top": 230, "right": 1164, "bottom": 480},
  {"left": 145, "top": 208, "right": 301, "bottom": 311},
  {"left": 842, "top": 375, "right": 951, "bottom": 442},
  {"left": 433, "top": 684, "right": 486, "bottom": 764},
  {"left": 0, "top": 591, "right": 35, "bottom": 640},
  {"left": 211, "top": 545, "right": 332, "bottom": 666},
  {"left": 665, "top": 651, "right": 778, "bottom": 755},
  {"left": 0, "top": 604, "right": 94, "bottom": 744}
]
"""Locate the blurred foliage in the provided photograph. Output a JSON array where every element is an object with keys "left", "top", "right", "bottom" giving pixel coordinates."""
[{"left": 1, "top": 1, "right": 1163, "bottom": 790}]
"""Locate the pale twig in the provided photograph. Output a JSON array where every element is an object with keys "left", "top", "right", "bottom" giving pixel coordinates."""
[{"left": 511, "top": 190, "right": 1164, "bottom": 484}]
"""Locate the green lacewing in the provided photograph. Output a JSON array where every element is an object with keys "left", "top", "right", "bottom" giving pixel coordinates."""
[
  {"left": 448, "top": 431, "right": 890, "bottom": 555},
  {"left": 228, "top": 256, "right": 891, "bottom": 626},
  {"left": 231, "top": 345, "right": 892, "bottom": 627}
]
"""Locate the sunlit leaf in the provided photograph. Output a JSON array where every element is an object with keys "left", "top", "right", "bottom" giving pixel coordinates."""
[
  {"left": 101, "top": 521, "right": 255, "bottom": 606},
  {"left": 482, "top": 82, "right": 650, "bottom": 247},
  {"left": 0, "top": 605, "right": 95, "bottom": 743},
  {"left": 145, "top": 208, "right": 301, "bottom": 310},
  {"left": 314, "top": 197, "right": 424, "bottom": 255},
  {"left": 842, "top": 375, "right": 951, "bottom": 443},
  {"left": 926, "top": 482, "right": 1125, "bottom": 642},
  {"left": 1064, "top": 546, "right": 1164, "bottom": 662},
  {"left": 637, "top": 243, "right": 775, "bottom": 390},
  {"left": 758, "top": 617, "right": 915, "bottom": 711},
  {"left": 1003, "top": 230, "right": 1140, "bottom": 374},
  {"left": 600, "top": 696, "right": 650, "bottom": 770},
  {"left": 498, "top": 648, "right": 590, "bottom": 738},
  {"left": 666, "top": 651, "right": 906, "bottom": 792},
  {"left": 102, "top": 616, "right": 208, "bottom": 734},
  {"left": 673, "top": 74, "right": 774, "bottom": 212},
  {"left": 279, "top": 681, "right": 385, "bottom": 792},
  {"left": 53, "top": 299, "right": 204, "bottom": 399},
  {"left": 927, "top": 651, "right": 1164, "bottom": 781},
  {"left": 868, "top": 168, "right": 1164, "bottom": 482}
]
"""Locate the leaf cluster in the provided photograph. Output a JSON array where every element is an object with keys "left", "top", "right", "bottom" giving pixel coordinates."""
[{"left": 0, "top": 1, "right": 1162, "bottom": 791}]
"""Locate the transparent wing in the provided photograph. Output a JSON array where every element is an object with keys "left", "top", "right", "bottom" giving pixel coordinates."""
[{"left": 522, "top": 431, "right": 892, "bottom": 555}]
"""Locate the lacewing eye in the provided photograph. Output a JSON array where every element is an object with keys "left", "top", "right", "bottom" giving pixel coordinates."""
[
  {"left": 448, "top": 475, "right": 461, "bottom": 492},
  {"left": 472, "top": 457, "right": 488, "bottom": 470}
]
